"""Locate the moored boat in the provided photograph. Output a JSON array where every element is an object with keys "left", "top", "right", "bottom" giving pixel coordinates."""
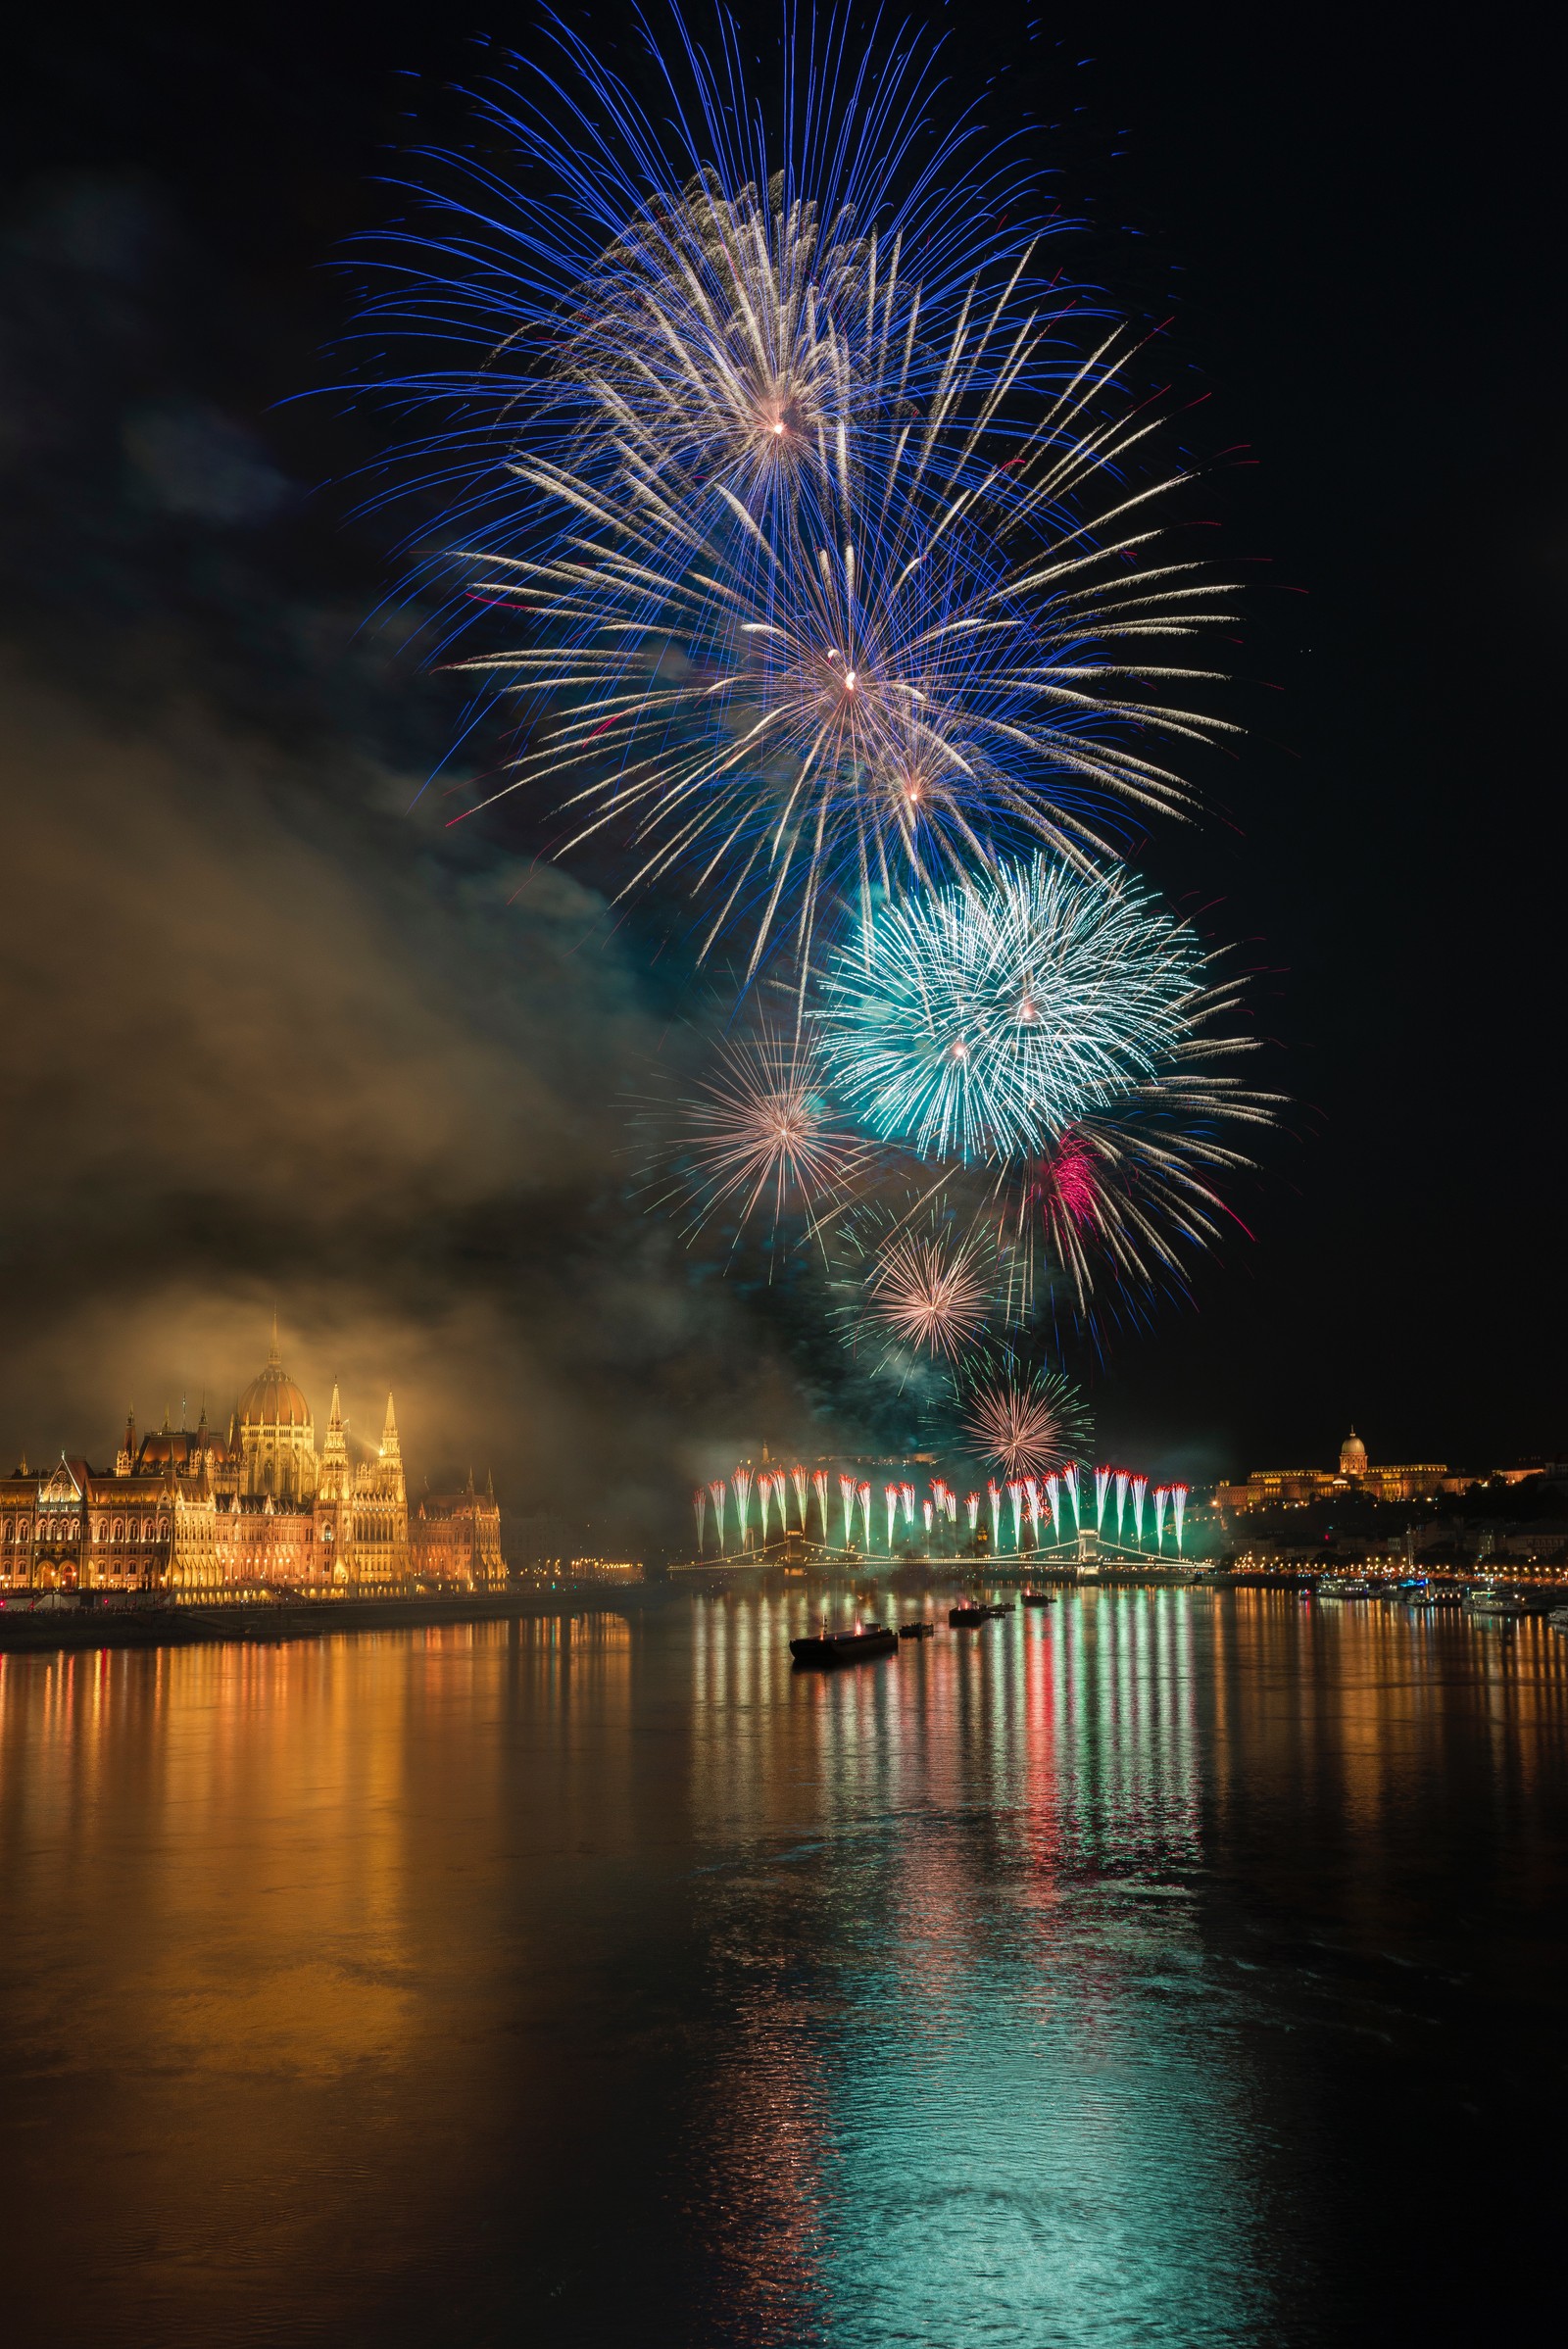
[
  {"left": 790, "top": 1623, "right": 898, "bottom": 1665},
  {"left": 949, "top": 1604, "right": 990, "bottom": 1628},
  {"left": 898, "top": 1621, "right": 935, "bottom": 1639},
  {"left": 1464, "top": 1590, "right": 1528, "bottom": 1620},
  {"left": 1021, "top": 1591, "right": 1055, "bottom": 1607}
]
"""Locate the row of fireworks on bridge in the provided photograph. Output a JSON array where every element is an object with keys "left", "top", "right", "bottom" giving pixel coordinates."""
[{"left": 692, "top": 1467, "right": 1188, "bottom": 1557}]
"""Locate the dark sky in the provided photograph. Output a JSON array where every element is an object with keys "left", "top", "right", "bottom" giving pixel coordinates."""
[{"left": 1, "top": 1, "right": 1562, "bottom": 1540}]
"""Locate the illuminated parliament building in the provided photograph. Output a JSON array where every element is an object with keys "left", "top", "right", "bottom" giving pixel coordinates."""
[{"left": 0, "top": 1333, "right": 506, "bottom": 1596}]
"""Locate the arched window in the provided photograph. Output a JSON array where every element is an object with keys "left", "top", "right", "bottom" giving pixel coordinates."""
[
  {"left": 113, "top": 1520, "right": 124, "bottom": 1543},
  {"left": 158, "top": 1518, "right": 168, "bottom": 1540}
]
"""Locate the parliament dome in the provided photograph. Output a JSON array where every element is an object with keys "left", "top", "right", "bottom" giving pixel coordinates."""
[{"left": 237, "top": 1355, "right": 313, "bottom": 1429}]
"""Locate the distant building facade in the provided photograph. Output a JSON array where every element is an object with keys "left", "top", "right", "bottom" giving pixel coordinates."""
[
  {"left": 0, "top": 1333, "right": 507, "bottom": 1596},
  {"left": 569, "top": 1558, "right": 645, "bottom": 1585},
  {"left": 411, "top": 1472, "right": 506, "bottom": 1588},
  {"left": 1213, "top": 1429, "right": 1452, "bottom": 1513}
]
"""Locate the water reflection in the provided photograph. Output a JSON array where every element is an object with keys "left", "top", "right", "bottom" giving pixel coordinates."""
[{"left": 0, "top": 1595, "right": 1565, "bottom": 2346}]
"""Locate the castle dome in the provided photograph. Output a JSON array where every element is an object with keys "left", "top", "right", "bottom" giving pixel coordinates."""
[
  {"left": 1339, "top": 1427, "right": 1368, "bottom": 1477},
  {"left": 237, "top": 1354, "right": 312, "bottom": 1429}
]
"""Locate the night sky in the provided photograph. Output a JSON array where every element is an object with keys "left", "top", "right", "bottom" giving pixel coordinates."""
[{"left": 2, "top": 2, "right": 1562, "bottom": 1542}]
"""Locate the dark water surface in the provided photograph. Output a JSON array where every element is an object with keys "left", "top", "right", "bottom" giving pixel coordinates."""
[{"left": 2, "top": 1590, "right": 1566, "bottom": 2346}]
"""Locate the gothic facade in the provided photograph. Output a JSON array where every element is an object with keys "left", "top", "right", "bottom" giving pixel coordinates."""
[{"left": 0, "top": 1336, "right": 507, "bottom": 1597}]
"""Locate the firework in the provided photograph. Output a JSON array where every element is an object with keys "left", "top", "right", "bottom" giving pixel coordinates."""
[
  {"left": 1131, "top": 1475, "right": 1148, "bottom": 1545},
  {"left": 839, "top": 1473, "right": 857, "bottom": 1547},
  {"left": 965, "top": 1493, "right": 979, "bottom": 1535},
  {"left": 1061, "top": 1464, "right": 1080, "bottom": 1528},
  {"left": 1114, "top": 1471, "right": 1129, "bottom": 1541},
  {"left": 885, "top": 1484, "right": 900, "bottom": 1550},
  {"left": 988, "top": 1480, "right": 1002, "bottom": 1546},
  {"left": 922, "top": 1497, "right": 934, "bottom": 1540},
  {"left": 1153, "top": 1487, "right": 1168, "bottom": 1550},
  {"left": 661, "top": 1024, "right": 871, "bottom": 1241},
  {"left": 693, "top": 1487, "right": 708, "bottom": 1548},
  {"left": 961, "top": 1355, "right": 1092, "bottom": 1481},
  {"left": 900, "top": 1482, "right": 915, "bottom": 1528},
  {"left": 1172, "top": 1485, "right": 1188, "bottom": 1551},
  {"left": 820, "top": 856, "right": 1208, "bottom": 1163},
  {"left": 832, "top": 1194, "right": 1001, "bottom": 1381},
  {"left": 459, "top": 480, "right": 1234, "bottom": 981},
  {"left": 792, "top": 1465, "right": 808, "bottom": 1527},
  {"left": 812, "top": 1467, "right": 829, "bottom": 1536},
  {"left": 732, "top": 1466, "right": 753, "bottom": 1547},
  {"left": 858, "top": 1482, "right": 872, "bottom": 1549},
  {"left": 1095, "top": 1465, "right": 1110, "bottom": 1532},
  {"left": 988, "top": 1048, "right": 1283, "bottom": 1331},
  {"left": 865, "top": 1219, "right": 993, "bottom": 1352},
  {"left": 355, "top": 5, "right": 1075, "bottom": 616},
  {"left": 709, "top": 1478, "right": 728, "bottom": 1548}
]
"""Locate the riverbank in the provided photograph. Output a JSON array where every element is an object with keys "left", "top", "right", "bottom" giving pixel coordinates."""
[{"left": 0, "top": 1587, "right": 665, "bottom": 1654}]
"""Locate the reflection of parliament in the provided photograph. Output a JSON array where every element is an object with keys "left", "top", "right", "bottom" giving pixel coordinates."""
[{"left": 0, "top": 1332, "right": 506, "bottom": 1595}]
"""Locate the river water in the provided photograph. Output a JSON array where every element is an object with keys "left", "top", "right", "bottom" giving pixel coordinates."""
[{"left": 1, "top": 1589, "right": 1565, "bottom": 2347}]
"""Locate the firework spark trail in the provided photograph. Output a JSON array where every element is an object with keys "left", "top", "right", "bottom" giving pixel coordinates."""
[
  {"left": 1173, "top": 1485, "right": 1188, "bottom": 1550},
  {"left": 1062, "top": 1464, "right": 1080, "bottom": 1528},
  {"left": 901, "top": 1482, "right": 915, "bottom": 1527},
  {"left": 812, "top": 1467, "right": 829, "bottom": 1536},
  {"left": 710, "top": 1478, "right": 727, "bottom": 1547},
  {"left": 922, "top": 1497, "right": 934, "bottom": 1540},
  {"left": 792, "top": 1464, "right": 808, "bottom": 1527},
  {"left": 821, "top": 856, "right": 1209, "bottom": 1162},
  {"left": 759, "top": 1476, "right": 773, "bottom": 1541},
  {"left": 1094, "top": 1464, "right": 1110, "bottom": 1531},
  {"left": 1024, "top": 1477, "right": 1042, "bottom": 1543},
  {"left": 693, "top": 1486, "right": 707, "bottom": 1548},
  {"left": 988, "top": 1480, "right": 1002, "bottom": 1546},
  {"left": 662, "top": 1025, "right": 871, "bottom": 1241},
  {"left": 1114, "top": 1471, "right": 1128, "bottom": 1540},
  {"left": 1006, "top": 1481, "right": 1023, "bottom": 1549},
  {"left": 862, "top": 1219, "right": 994, "bottom": 1352},
  {"left": 858, "top": 1483, "right": 872, "bottom": 1549},
  {"left": 358, "top": 2, "right": 1244, "bottom": 978},
  {"left": 1153, "top": 1486, "right": 1167, "bottom": 1549},
  {"left": 1045, "top": 1471, "right": 1060, "bottom": 1537},
  {"left": 988, "top": 1047, "right": 1283, "bottom": 1331},
  {"left": 1132, "top": 1474, "right": 1148, "bottom": 1544},
  {"left": 965, "top": 1492, "right": 979, "bottom": 1534},
  {"left": 840, "top": 1473, "right": 857, "bottom": 1547},
  {"left": 354, "top": 4, "right": 1091, "bottom": 639},
  {"left": 456, "top": 464, "right": 1238, "bottom": 980},
  {"left": 962, "top": 1356, "right": 1092, "bottom": 1481},
  {"left": 732, "top": 1466, "right": 753, "bottom": 1547},
  {"left": 885, "top": 1484, "right": 899, "bottom": 1550}
]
